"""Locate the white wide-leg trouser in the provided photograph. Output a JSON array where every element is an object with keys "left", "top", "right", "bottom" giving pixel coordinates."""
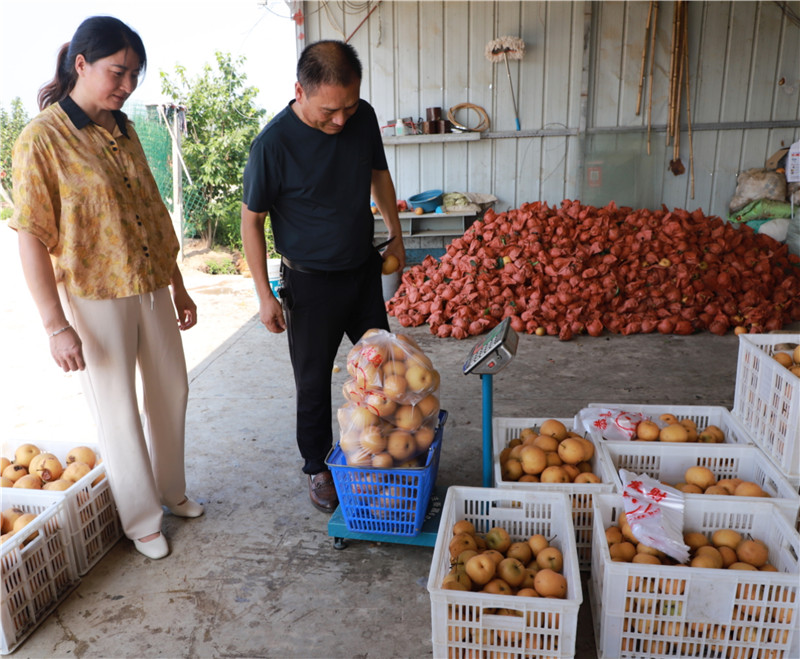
[{"left": 61, "top": 286, "right": 189, "bottom": 540}]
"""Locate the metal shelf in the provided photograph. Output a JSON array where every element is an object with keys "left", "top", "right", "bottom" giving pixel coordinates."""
[
  {"left": 373, "top": 209, "right": 479, "bottom": 238},
  {"left": 382, "top": 132, "right": 482, "bottom": 146}
]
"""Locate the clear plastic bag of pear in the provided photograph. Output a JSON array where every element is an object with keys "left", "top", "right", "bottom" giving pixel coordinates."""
[{"left": 338, "top": 329, "right": 441, "bottom": 468}]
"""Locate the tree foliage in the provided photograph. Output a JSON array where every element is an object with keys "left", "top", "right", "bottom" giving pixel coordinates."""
[
  {"left": 0, "top": 98, "right": 31, "bottom": 204},
  {"left": 160, "top": 52, "right": 266, "bottom": 248}
]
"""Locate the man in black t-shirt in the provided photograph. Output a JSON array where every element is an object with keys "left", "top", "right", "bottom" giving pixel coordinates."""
[{"left": 241, "top": 40, "right": 404, "bottom": 513}]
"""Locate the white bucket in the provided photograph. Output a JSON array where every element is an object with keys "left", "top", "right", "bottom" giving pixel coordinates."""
[
  {"left": 381, "top": 270, "right": 401, "bottom": 301},
  {"left": 267, "top": 258, "right": 281, "bottom": 296}
]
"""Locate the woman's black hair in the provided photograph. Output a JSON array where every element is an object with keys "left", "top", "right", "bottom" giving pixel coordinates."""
[
  {"left": 296, "top": 40, "right": 362, "bottom": 96},
  {"left": 37, "top": 16, "right": 146, "bottom": 111}
]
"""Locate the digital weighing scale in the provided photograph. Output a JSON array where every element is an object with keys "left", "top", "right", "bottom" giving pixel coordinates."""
[{"left": 462, "top": 316, "right": 519, "bottom": 486}]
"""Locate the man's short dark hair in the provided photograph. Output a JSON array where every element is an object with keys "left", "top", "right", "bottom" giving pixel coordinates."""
[{"left": 297, "top": 40, "right": 362, "bottom": 95}]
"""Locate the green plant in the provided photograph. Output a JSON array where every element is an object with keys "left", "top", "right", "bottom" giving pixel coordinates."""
[
  {"left": 160, "top": 52, "right": 265, "bottom": 249},
  {"left": 1, "top": 97, "right": 30, "bottom": 202},
  {"left": 209, "top": 196, "right": 246, "bottom": 252},
  {"left": 205, "top": 257, "right": 238, "bottom": 275},
  {"left": 0, "top": 207, "right": 13, "bottom": 221},
  {"left": 264, "top": 215, "right": 276, "bottom": 259}
]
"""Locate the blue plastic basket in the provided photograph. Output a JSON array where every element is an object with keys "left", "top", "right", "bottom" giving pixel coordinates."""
[{"left": 326, "top": 410, "right": 447, "bottom": 536}]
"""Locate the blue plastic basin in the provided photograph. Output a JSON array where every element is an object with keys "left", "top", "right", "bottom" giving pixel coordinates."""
[{"left": 408, "top": 189, "right": 444, "bottom": 213}]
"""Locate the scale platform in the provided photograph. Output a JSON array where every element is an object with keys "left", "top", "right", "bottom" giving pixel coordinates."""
[{"left": 328, "top": 485, "right": 447, "bottom": 549}]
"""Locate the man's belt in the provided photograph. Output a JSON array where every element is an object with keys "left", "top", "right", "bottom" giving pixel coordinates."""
[
  {"left": 281, "top": 254, "right": 376, "bottom": 276},
  {"left": 280, "top": 256, "right": 327, "bottom": 275}
]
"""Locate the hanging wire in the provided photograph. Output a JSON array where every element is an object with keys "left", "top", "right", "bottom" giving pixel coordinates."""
[
  {"left": 221, "top": 3, "right": 297, "bottom": 121},
  {"left": 773, "top": 1, "right": 800, "bottom": 28},
  {"left": 318, "top": 1, "right": 380, "bottom": 39},
  {"left": 342, "top": 1, "right": 376, "bottom": 15},
  {"left": 375, "top": 0, "right": 382, "bottom": 47},
  {"left": 302, "top": 2, "right": 326, "bottom": 18},
  {"left": 257, "top": 0, "right": 293, "bottom": 19},
  {"left": 321, "top": 1, "right": 346, "bottom": 38},
  {"left": 345, "top": 1, "right": 381, "bottom": 43}
]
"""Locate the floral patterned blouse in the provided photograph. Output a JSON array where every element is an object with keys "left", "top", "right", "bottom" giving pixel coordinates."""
[{"left": 10, "top": 97, "right": 179, "bottom": 300}]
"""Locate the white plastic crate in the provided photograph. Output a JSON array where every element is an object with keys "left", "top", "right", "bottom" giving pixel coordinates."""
[
  {"left": 492, "top": 417, "right": 615, "bottom": 571},
  {"left": 578, "top": 404, "right": 751, "bottom": 445},
  {"left": 590, "top": 493, "right": 800, "bottom": 659},
  {"left": 0, "top": 441, "right": 122, "bottom": 575},
  {"left": 1, "top": 492, "right": 79, "bottom": 655},
  {"left": 733, "top": 333, "right": 800, "bottom": 482},
  {"left": 599, "top": 441, "right": 800, "bottom": 530},
  {"left": 427, "top": 486, "right": 582, "bottom": 659}
]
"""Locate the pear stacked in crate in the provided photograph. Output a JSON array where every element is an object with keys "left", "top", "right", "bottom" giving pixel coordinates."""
[
  {"left": 1, "top": 440, "right": 121, "bottom": 575},
  {"left": 0, "top": 441, "right": 104, "bottom": 654},
  {"left": 428, "top": 487, "right": 582, "bottom": 659},
  {"left": 733, "top": 335, "right": 800, "bottom": 488},
  {"left": 580, "top": 333, "right": 800, "bottom": 658},
  {"left": 591, "top": 493, "right": 799, "bottom": 659},
  {"left": 493, "top": 417, "right": 615, "bottom": 571}
]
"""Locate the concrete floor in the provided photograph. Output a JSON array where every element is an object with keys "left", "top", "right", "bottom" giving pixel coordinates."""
[{"left": 1, "top": 226, "right": 768, "bottom": 658}]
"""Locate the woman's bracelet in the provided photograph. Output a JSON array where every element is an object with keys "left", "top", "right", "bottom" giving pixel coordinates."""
[{"left": 48, "top": 324, "right": 71, "bottom": 338}]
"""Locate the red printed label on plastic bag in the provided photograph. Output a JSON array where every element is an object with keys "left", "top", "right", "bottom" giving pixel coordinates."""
[
  {"left": 580, "top": 408, "right": 647, "bottom": 441},
  {"left": 360, "top": 344, "right": 386, "bottom": 367},
  {"left": 619, "top": 469, "right": 690, "bottom": 563}
]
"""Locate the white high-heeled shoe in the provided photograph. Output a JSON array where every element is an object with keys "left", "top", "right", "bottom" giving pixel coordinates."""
[
  {"left": 133, "top": 533, "right": 169, "bottom": 559},
  {"left": 167, "top": 497, "right": 204, "bottom": 518}
]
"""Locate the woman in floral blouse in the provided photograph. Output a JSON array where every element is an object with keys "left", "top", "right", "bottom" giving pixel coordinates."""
[{"left": 11, "top": 16, "right": 202, "bottom": 559}]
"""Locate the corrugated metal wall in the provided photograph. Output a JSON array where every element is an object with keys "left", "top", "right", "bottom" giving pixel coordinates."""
[
  {"left": 297, "top": 1, "right": 799, "bottom": 220},
  {"left": 586, "top": 0, "right": 800, "bottom": 218},
  {"left": 298, "top": 0, "right": 586, "bottom": 213}
]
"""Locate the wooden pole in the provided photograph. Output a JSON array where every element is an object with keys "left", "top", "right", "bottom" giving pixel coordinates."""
[
  {"left": 636, "top": 1, "right": 654, "bottom": 116},
  {"left": 667, "top": 1, "right": 678, "bottom": 146},
  {"left": 683, "top": 4, "right": 695, "bottom": 198},
  {"left": 647, "top": 2, "right": 658, "bottom": 155},
  {"left": 674, "top": 2, "right": 685, "bottom": 162}
]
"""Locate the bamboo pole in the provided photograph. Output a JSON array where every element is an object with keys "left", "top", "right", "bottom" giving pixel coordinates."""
[
  {"left": 636, "top": 1, "right": 654, "bottom": 116},
  {"left": 674, "top": 2, "right": 685, "bottom": 162},
  {"left": 683, "top": 3, "right": 695, "bottom": 197},
  {"left": 667, "top": 2, "right": 678, "bottom": 146},
  {"left": 647, "top": 2, "right": 658, "bottom": 155}
]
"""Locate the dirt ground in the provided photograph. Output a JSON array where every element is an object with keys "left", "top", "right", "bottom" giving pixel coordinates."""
[{"left": 180, "top": 238, "right": 249, "bottom": 276}]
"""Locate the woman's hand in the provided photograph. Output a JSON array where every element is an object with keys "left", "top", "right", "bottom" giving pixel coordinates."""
[
  {"left": 170, "top": 264, "right": 197, "bottom": 330},
  {"left": 171, "top": 285, "right": 197, "bottom": 330},
  {"left": 17, "top": 232, "right": 86, "bottom": 371},
  {"left": 50, "top": 327, "right": 85, "bottom": 372}
]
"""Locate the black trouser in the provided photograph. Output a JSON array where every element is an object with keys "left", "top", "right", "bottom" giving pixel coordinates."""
[{"left": 281, "top": 249, "right": 389, "bottom": 474}]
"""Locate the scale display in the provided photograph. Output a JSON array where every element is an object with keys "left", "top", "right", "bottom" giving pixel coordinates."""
[{"left": 462, "top": 317, "right": 519, "bottom": 375}]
